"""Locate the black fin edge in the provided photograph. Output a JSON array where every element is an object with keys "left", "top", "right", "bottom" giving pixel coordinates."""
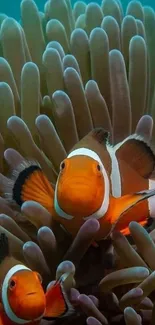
[
  {"left": 43, "top": 280, "right": 74, "bottom": 320},
  {"left": 12, "top": 165, "right": 41, "bottom": 206},
  {"left": 92, "top": 128, "right": 110, "bottom": 144}
]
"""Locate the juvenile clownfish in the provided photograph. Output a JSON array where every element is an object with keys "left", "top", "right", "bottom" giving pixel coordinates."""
[
  {"left": 3, "top": 128, "right": 155, "bottom": 240},
  {"left": 0, "top": 234, "right": 74, "bottom": 324}
]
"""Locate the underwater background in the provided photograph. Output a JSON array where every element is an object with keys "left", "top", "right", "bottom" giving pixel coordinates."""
[{"left": 0, "top": 0, "right": 155, "bottom": 19}]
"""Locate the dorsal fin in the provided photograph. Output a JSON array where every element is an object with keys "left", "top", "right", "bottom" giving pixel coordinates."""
[
  {"left": 114, "top": 134, "right": 155, "bottom": 178},
  {"left": 0, "top": 233, "right": 9, "bottom": 264},
  {"left": 91, "top": 128, "right": 110, "bottom": 144},
  {"left": 71, "top": 128, "right": 110, "bottom": 151}
]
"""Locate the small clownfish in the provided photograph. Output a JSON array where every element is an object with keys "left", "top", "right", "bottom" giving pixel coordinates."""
[
  {"left": 0, "top": 234, "right": 74, "bottom": 325},
  {"left": 4, "top": 128, "right": 155, "bottom": 241},
  {"left": 0, "top": 233, "right": 45, "bottom": 325}
]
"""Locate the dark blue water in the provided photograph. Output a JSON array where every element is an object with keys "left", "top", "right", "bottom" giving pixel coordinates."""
[{"left": 0, "top": 0, "right": 155, "bottom": 20}]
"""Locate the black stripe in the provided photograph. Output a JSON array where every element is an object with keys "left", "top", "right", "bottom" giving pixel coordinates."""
[{"left": 12, "top": 165, "right": 41, "bottom": 206}]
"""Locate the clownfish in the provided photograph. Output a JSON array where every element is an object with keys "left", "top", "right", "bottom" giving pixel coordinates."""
[
  {"left": 0, "top": 234, "right": 73, "bottom": 324},
  {"left": 4, "top": 128, "right": 155, "bottom": 240}
]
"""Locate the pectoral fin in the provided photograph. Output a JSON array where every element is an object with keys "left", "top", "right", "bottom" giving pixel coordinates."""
[
  {"left": 44, "top": 273, "right": 74, "bottom": 320},
  {"left": 9, "top": 160, "right": 54, "bottom": 214}
]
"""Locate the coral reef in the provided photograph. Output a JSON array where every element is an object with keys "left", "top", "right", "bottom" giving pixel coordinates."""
[{"left": 0, "top": 0, "right": 155, "bottom": 324}]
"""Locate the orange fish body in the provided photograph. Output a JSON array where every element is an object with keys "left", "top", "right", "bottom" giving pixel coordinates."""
[
  {"left": 0, "top": 268, "right": 45, "bottom": 325},
  {"left": 52, "top": 130, "right": 155, "bottom": 239},
  {"left": 5, "top": 128, "right": 155, "bottom": 240},
  {"left": 0, "top": 310, "right": 40, "bottom": 325},
  {"left": 0, "top": 234, "right": 73, "bottom": 324},
  {"left": 0, "top": 234, "right": 45, "bottom": 325}
]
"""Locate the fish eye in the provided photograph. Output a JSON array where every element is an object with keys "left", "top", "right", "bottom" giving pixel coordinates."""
[
  {"left": 60, "top": 161, "right": 65, "bottom": 170},
  {"left": 97, "top": 164, "right": 101, "bottom": 171},
  {"left": 9, "top": 279, "right": 16, "bottom": 290}
]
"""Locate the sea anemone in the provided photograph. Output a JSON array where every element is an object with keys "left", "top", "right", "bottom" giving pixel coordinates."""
[
  {"left": 0, "top": 0, "right": 154, "bottom": 152},
  {"left": 0, "top": 0, "right": 155, "bottom": 324}
]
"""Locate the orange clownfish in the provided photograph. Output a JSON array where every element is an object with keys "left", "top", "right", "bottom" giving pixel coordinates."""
[
  {"left": 0, "top": 234, "right": 73, "bottom": 324},
  {"left": 4, "top": 128, "right": 155, "bottom": 240}
]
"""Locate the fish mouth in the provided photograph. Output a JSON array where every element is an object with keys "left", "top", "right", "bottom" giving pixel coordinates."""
[
  {"left": 61, "top": 177, "right": 91, "bottom": 187},
  {"left": 26, "top": 292, "right": 37, "bottom": 296},
  {"left": 61, "top": 181, "right": 92, "bottom": 192}
]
